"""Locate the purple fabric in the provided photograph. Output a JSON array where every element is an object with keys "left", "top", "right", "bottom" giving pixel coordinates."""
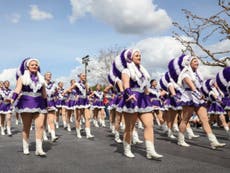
[
  {"left": 117, "top": 91, "right": 153, "bottom": 113},
  {"left": 112, "top": 62, "right": 121, "bottom": 78},
  {"left": 16, "top": 95, "right": 47, "bottom": 111},
  {"left": 120, "top": 49, "right": 128, "bottom": 68},
  {"left": 208, "top": 102, "right": 226, "bottom": 115},
  {"left": 108, "top": 74, "right": 114, "bottom": 85},
  {"left": 12, "top": 92, "right": 19, "bottom": 101}
]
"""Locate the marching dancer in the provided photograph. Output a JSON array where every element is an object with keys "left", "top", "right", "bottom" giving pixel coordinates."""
[
  {"left": 91, "top": 84, "right": 106, "bottom": 127},
  {"left": 55, "top": 81, "right": 67, "bottom": 128},
  {"left": 173, "top": 55, "right": 226, "bottom": 149},
  {"left": 44, "top": 72, "right": 59, "bottom": 142},
  {"left": 116, "top": 49, "right": 163, "bottom": 159},
  {"left": 0, "top": 80, "right": 13, "bottom": 136},
  {"left": 10, "top": 58, "right": 47, "bottom": 156},
  {"left": 64, "top": 73, "right": 94, "bottom": 139}
]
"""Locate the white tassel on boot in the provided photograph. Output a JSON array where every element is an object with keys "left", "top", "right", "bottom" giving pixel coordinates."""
[
  {"left": 186, "top": 127, "right": 200, "bottom": 139},
  {"left": 43, "top": 131, "right": 48, "bottom": 141},
  {"left": 111, "top": 125, "right": 115, "bottom": 134},
  {"left": 23, "top": 139, "right": 30, "bottom": 155},
  {"left": 35, "top": 139, "right": 46, "bottom": 156},
  {"left": 132, "top": 130, "right": 143, "bottom": 144},
  {"left": 167, "top": 129, "right": 176, "bottom": 139},
  {"left": 85, "top": 128, "right": 94, "bottom": 139},
  {"left": 224, "top": 126, "right": 230, "bottom": 139},
  {"left": 145, "top": 141, "right": 163, "bottom": 160},
  {"left": 123, "top": 141, "right": 135, "bottom": 158},
  {"left": 67, "top": 123, "right": 71, "bottom": 132},
  {"left": 7, "top": 126, "right": 12, "bottom": 136},
  {"left": 63, "top": 121, "right": 67, "bottom": 129},
  {"left": 51, "top": 130, "right": 58, "bottom": 142},
  {"left": 114, "top": 131, "right": 122, "bottom": 143},
  {"left": 161, "top": 123, "right": 168, "bottom": 134},
  {"left": 172, "top": 123, "right": 179, "bottom": 132},
  {"left": 76, "top": 128, "right": 82, "bottom": 139},
  {"left": 94, "top": 120, "right": 99, "bottom": 127},
  {"left": 101, "top": 120, "right": 106, "bottom": 127},
  {"left": 1, "top": 127, "right": 5, "bottom": 135},
  {"left": 138, "top": 121, "right": 144, "bottom": 129},
  {"left": 177, "top": 132, "right": 190, "bottom": 147},
  {"left": 207, "top": 133, "right": 226, "bottom": 149}
]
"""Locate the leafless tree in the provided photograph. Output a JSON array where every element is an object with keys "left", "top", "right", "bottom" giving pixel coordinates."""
[
  {"left": 88, "top": 45, "right": 122, "bottom": 85},
  {"left": 173, "top": 0, "right": 230, "bottom": 67}
]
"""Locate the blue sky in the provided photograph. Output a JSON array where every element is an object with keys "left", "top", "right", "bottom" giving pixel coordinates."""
[{"left": 0, "top": 0, "right": 227, "bottom": 85}]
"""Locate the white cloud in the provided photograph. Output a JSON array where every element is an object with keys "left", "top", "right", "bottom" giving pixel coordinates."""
[
  {"left": 7, "top": 13, "right": 21, "bottom": 23},
  {"left": 69, "top": 0, "right": 172, "bottom": 34},
  {"left": 54, "top": 36, "right": 227, "bottom": 86},
  {"left": 132, "top": 36, "right": 184, "bottom": 80},
  {"left": 0, "top": 68, "right": 17, "bottom": 88},
  {"left": 29, "top": 5, "right": 53, "bottom": 21}
]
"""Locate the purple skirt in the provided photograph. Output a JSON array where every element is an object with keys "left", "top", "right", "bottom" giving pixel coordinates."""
[
  {"left": 164, "top": 96, "right": 182, "bottom": 111},
  {"left": 15, "top": 95, "right": 47, "bottom": 114},
  {"left": 222, "top": 97, "right": 230, "bottom": 111},
  {"left": 56, "top": 99, "right": 65, "bottom": 108},
  {"left": 117, "top": 91, "right": 153, "bottom": 114},
  {"left": 92, "top": 99, "right": 105, "bottom": 109},
  {"left": 47, "top": 99, "right": 57, "bottom": 112},
  {"left": 75, "top": 97, "right": 90, "bottom": 109},
  {"left": 63, "top": 99, "right": 76, "bottom": 110},
  {"left": 208, "top": 102, "right": 226, "bottom": 115},
  {"left": 148, "top": 97, "right": 164, "bottom": 111},
  {"left": 0, "top": 101, "right": 13, "bottom": 114}
]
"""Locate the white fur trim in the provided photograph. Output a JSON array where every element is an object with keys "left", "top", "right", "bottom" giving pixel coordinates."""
[{"left": 21, "top": 70, "right": 45, "bottom": 93}]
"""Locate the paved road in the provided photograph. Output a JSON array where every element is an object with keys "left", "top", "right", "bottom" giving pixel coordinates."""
[{"left": 0, "top": 120, "right": 230, "bottom": 173}]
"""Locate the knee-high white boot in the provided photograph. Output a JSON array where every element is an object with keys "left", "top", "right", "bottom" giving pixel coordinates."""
[
  {"left": 7, "top": 126, "right": 12, "bottom": 136},
  {"left": 167, "top": 129, "right": 176, "bottom": 139},
  {"left": 132, "top": 130, "right": 143, "bottom": 144},
  {"left": 145, "top": 141, "right": 163, "bottom": 160},
  {"left": 76, "top": 128, "right": 82, "bottom": 138},
  {"left": 177, "top": 132, "right": 190, "bottom": 147},
  {"left": 1, "top": 126, "right": 5, "bottom": 135},
  {"left": 207, "top": 133, "right": 226, "bottom": 149},
  {"left": 186, "top": 127, "right": 200, "bottom": 139},
  {"left": 123, "top": 141, "right": 135, "bottom": 158},
  {"left": 67, "top": 123, "right": 71, "bottom": 132},
  {"left": 43, "top": 131, "right": 48, "bottom": 141},
  {"left": 50, "top": 130, "right": 58, "bottom": 142},
  {"left": 35, "top": 139, "right": 46, "bottom": 156},
  {"left": 223, "top": 126, "right": 230, "bottom": 139},
  {"left": 85, "top": 128, "right": 94, "bottom": 139},
  {"left": 172, "top": 123, "right": 179, "bottom": 132},
  {"left": 114, "top": 131, "right": 122, "bottom": 143},
  {"left": 138, "top": 121, "right": 144, "bottom": 129},
  {"left": 23, "top": 139, "right": 30, "bottom": 155}
]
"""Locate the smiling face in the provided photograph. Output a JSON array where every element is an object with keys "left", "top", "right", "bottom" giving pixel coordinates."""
[
  {"left": 28, "top": 60, "right": 39, "bottom": 73},
  {"left": 80, "top": 73, "right": 86, "bottom": 82},
  {"left": 190, "top": 58, "right": 199, "bottom": 71},
  {"left": 45, "top": 72, "right": 52, "bottom": 81},
  {"left": 132, "top": 51, "right": 141, "bottom": 66}
]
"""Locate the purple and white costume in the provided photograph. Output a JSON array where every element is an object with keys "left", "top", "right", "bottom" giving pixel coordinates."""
[
  {"left": 216, "top": 67, "right": 230, "bottom": 111},
  {"left": 0, "top": 88, "right": 13, "bottom": 114},
  {"left": 176, "top": 56, "right": 205, "bottom": 107},
  {"left": 74, "top": 81, "right": 90, "bottom": 109},
  {"left": 148, "top": 87, "right": 164, "bottom": 111},
  {"left": 55, "top": 88, "right": 66, "bottom": 108},
  {"left": 115, "top": 49, "right": 152, "bottom": 114},
  {"left": 63, "top": 88, "right": 77, "bottom": 110},
  {"left": 14, "top": 60, "right": 47, "bottom": 114},
  {"left": 91, "top": 90, "right": 105, "bottom": 109},
  {"left": 46, "top": 81, "right": 57, "bottom": 112}
]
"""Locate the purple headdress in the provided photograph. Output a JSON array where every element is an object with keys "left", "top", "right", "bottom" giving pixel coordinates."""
[
  {"left": 159, "top": 72, "right": 171, "bottom": 91},
  {"left": 216, "top": 66, "right": 230, "bottom": 95},
  {"left": 16, "top": 58, "right": 41, "bottom": 80},
  {"left": 201, "top": 79, "right": 213, "bottom": 97},
  {"left": 168, "top": 54, "right": 186, "bottom": 83}
]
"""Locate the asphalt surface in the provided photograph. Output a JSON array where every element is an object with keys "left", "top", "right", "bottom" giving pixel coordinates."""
[{"left": 0, "top": 119, "right": 230, "bottom": 173}]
